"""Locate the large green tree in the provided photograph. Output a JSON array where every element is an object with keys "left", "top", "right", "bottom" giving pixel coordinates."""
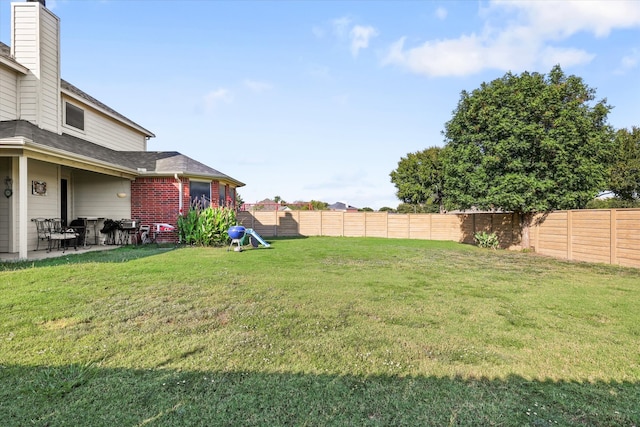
[
  {"left": 442, "top": 65, "right": 614, "bottom": 247},
  {"left": 390, "top": 147, "right": 445, "bottom": 213},
  {"left": 609, "top": 127, "right": 640, "bottom": 201}
]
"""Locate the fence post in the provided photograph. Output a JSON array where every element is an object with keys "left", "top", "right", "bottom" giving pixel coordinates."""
[
  {"left": 567, "top": 210, "right": 573, "bottom": 261},
  {"left": 386, "top": 211, "right": 389, "bottom": 238},
  {"left": 534, "top": 213, "right": 539, "bottom": 252},
  {"left": 472, "top": 214, "right": 477, "bottom": 237},
  {"left": 610, "top": 209, "right": 617, "bottom": 265}
]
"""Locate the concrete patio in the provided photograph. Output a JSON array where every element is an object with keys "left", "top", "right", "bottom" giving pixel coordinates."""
[{"left": 0, "top": 244, "right": 121, "bottom": 262}]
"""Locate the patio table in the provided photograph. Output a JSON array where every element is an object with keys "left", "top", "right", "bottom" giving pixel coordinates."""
[{"left": 78, "top": 217, "right": 104, "bottom": 246}]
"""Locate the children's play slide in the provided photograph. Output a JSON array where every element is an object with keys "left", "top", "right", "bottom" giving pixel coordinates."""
[
  {"left": 245, "top": 228, "right": 271, "bottom": 248},
  {"left": 227, "top": 226, "right": 271, "bottom": 251}
]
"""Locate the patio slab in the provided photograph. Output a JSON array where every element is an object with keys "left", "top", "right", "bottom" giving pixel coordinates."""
[{"left": 0, "top": 244, "right": 121, "bottom": 262}]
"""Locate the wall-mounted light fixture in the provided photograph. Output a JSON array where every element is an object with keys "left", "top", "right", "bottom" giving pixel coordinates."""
[
  {"left": 116, "top": 178, "right": 128, "bottom": 198},
  {"left": 4, "top": 176, "right": 12, "bottom": 198}
]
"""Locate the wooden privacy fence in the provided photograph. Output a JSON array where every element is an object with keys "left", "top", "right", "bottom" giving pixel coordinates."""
[{"left": 237, "top": 209, "right": 640, "bottom": 269}]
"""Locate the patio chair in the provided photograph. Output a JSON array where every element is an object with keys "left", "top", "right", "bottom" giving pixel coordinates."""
[
  {"left": 32, "top": 217, "right": 50, "bottom": 251},
  {"left": 47, "top": 218, "right": 79, "bottom": 253},
  {"left": 139, "top": 225, "right": 152, "bottom": 244}
]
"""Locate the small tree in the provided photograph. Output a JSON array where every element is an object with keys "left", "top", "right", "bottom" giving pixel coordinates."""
[
  {"left": 443, "top": 65, "right": 614, "bottom": 248},
  {"left": 235, "top": 192, "right": 244, "bottom": 208},
  {"left": 390, "top": 147, "right": 445, "bottom": 213},
  {"left": 609, "top": 127, "right": 640, "bottom": 201},
  {"left": 309, "top": 200, "right": 329, "bottom": 210}
]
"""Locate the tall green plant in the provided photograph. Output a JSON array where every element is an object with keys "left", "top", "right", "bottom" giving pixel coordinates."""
[
  {"left": 177, "top": 207, "right": 200, "bottom": 244},
  {"left": 177, "top": 206, "right": 237, "bottom": 246}
]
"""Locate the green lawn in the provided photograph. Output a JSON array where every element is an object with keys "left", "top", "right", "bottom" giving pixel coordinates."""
[{"left": 1, "top": 237, "right": 639, "bottom": 426}]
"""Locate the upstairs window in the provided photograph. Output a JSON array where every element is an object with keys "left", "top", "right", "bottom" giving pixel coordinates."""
[{"left": 65, "top": 102, "right": 84, "bottom": 130}]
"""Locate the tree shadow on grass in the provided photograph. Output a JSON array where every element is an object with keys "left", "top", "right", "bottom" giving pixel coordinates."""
[{"left": 1, "top": 364, "right": 637, "bottom": 426}]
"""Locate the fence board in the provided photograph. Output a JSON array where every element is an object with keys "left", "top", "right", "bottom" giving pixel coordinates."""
[
  {"left": 344, "top": 213, "right": 366, "bottom": 237},
  {"left": 365, "top": 213, "right": 388, "bottom": 238},
  {"left": 388, "top": 215, "right": 409, "bottom": 239},
  {"left": 276, "top": 211, "right": 300, "bottom": 236},
  {"left": 298, "top": 211, "right": 321, "bottom": 236},
  {"left": 321, "top": 212, "right": 344, "bottom": 236},
  {"left": 408, "top": 214, "right": 430, "bottom": 240}
]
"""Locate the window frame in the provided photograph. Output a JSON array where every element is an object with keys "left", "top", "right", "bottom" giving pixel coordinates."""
[
  {"left": 64, "top": 102, "right": 85, "bottom": 131},
  {"left": 189, "top": 180, "right": 211, "bottom": 208}
]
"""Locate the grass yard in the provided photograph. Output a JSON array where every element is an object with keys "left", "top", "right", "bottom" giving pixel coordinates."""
[{"left": 1, "top": 237, "right": 639, "bottom": 426}]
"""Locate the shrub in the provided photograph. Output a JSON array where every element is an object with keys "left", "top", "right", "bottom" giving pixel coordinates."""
[
  {"left": 474, "top": 231, "right": 499, "bottom": 250},
  {"left": 177, "top": 204, "right": 237, "bottom": 247},
  {"left": 585, "top": 197, "right": 640, "bottom": 209}
]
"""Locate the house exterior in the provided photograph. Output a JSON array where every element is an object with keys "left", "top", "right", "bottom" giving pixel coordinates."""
[
  {"left": 328, "top": 202, "right": 358, "bottom": 212},
  {"left": 0, "top": 0, "right": 244, "bottom": 259}
]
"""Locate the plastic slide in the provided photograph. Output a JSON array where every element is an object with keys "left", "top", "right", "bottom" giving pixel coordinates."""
[{"left": 245, "top": 228, "right": 271, "bottom": 248}]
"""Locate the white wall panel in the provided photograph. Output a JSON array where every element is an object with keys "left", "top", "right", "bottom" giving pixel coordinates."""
[
  {"left": 73, "top": 170, "right": 131, "bottom": 220},
  {"left": 0, "top": 158, "right": 10, "bottom": 251},
  {"left": 0, "top": 67, "right": 19, "bottom": 120},
  {"left": 26, "top": 159, "right": 59, "bottom": 250}
]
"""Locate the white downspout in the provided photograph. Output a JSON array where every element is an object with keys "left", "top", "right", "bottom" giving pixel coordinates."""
[{"left": 175, "top": 173, "right": 183, "bottom": 216}]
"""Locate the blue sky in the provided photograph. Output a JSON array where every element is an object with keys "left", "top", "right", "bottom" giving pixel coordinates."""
[{"left": 1, "top": 0, "right": 639, "bottom": 209}]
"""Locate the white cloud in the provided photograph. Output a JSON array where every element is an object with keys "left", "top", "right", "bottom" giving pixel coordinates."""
[
  {"left": 203, "top": 88, "right": 232, "bottom": 111},
  {"left": 537, "top": 46, "right": 595, "bottom": 69},
  {"left": 383, "top": 0, "right": 640, "bottom": 77},
  {"left": 616, "top": 48, "right": 640, "bottom": 74},
  {"left": 244, "top": 80, "right": 273, "bottom": 93},
  {"left": 384, "top": 34, "right": 493, "bottom": 77},
  {"left": 350, "top": 25, "right": 378, "bottom": 57},
  {"left": 497, "top": 0, "right": 640, "bottom": 38},
  {"left": 435, "top": 7, "right": 448, "bottom": 21},
  {"left": 321, "top": 16, "right": 378, "bottom": 57},
  {"left": 312, "top": 25, "right": 325, "bottom": 39},
  {"left": 307, "top": 64, "right": 331, "bottom": 81},
  {"left": 332, "top": 16, "right": 352, "bottom": 38}
]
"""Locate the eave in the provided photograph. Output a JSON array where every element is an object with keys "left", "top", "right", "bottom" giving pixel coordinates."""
[
  {"left": 138, "top": 170, "right": 245, "bottom": 187},
  {"left": 0, "top": 55, "right": 28, "bottom": 74},
  {"left": 1, "top": 136, "right": 138, "bottom": 179}
]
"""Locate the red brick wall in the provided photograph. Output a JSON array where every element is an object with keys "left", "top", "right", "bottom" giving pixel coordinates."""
[
  {"left": 211, "top": 181, "right": 220, "bottom": 207},
  {"left": 130, "top": 177, "right": 238, "bottom": 243},
  {"left": 131, "top": 177, "right": 186, "bottom": 243}
]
